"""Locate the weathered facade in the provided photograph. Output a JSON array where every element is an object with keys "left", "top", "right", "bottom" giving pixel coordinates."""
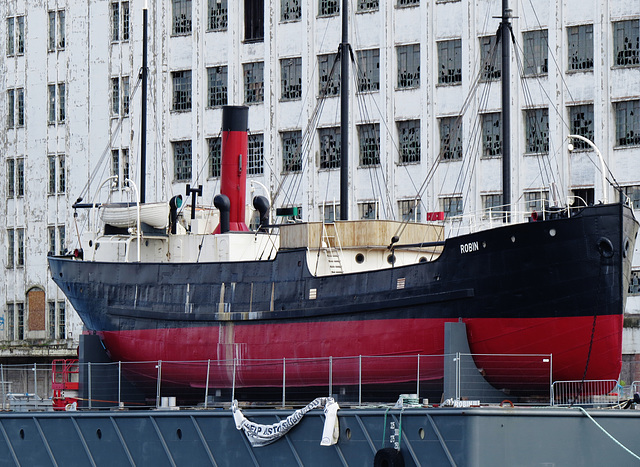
[{"left": 1, "top": 0, "right": 640, "bottom": 378}]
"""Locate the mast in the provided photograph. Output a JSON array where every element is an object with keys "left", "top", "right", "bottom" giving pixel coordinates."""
[
  {"left": 339, "top": 0, "right": 349, "bottom": 220},
  {"left": 500, "top": 0, "right": 512, "bottom": 222},
  {"left": 140, "top": 1, "right": 148, "bottom": 204}
]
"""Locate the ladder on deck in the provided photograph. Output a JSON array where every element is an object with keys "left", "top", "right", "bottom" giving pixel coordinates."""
[{"left": 321, "top": 223, "right": 343, "bottom": 274}]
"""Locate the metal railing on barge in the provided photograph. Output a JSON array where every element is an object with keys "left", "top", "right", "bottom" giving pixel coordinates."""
[{"left": 0, "top": 354, "right": 631, "bottom": 411}]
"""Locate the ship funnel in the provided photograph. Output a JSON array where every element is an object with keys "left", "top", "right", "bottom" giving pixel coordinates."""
[{"left": 215, "top": 106, "right": 250, "bottom": 233}]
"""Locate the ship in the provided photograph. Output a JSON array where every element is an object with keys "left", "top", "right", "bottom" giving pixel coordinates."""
[{"left": 48, "top": 1, "right": 638, "bottom": 398}]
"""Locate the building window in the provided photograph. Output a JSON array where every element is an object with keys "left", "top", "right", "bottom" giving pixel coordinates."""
[
  {"left": 358, "top": 123, "right": 380, "bottom": 166},
  {"left": 480, "top": 35, "right": 501, "bottom": 81},
  {"left": 613, "top": 20, "right": 639, "bottom": 67},
  {"left": 17, "top": 303, "right": 24, "bottom": 340},
  {"left": 58, "top": 155, "right": 66, "bottom": 193},
  {"left": 245, "top": 0, "right": 264, "bottom": 42},
  {"left": 243, "top": 62, "right": 264, "bottom": 104},
  {"left": 7, "top": 16, "right": 25, "bottom": 56},
  {"left": 482, "top": 194, "right": 504, "bottom": 220},
  {"left": 48, "top": 83, "right": 66, "bottom": 124},
  {"left": 16, "top": 228, "right": 24, "bottom": 267},
  {"left": 571, "top": 187, "right": 594, "bottom": 207},
  {"left": 568, "top": 104, "right": 594, "bottom": 150},
  {"left": 48, "top": 12, "right": 55, "bottom": 51},
  {"left": 58, "top": 226, "right": 66, "bottom": 255},
  {"left": 172, "top": 0, "right": 192, "bottom": 35},
  {"left": 7, "top": 229, "right": 14, "bottom": 268},
  {"left": 111, "top": 149, "right": 130, "bottom": 186},
  {"left": 207, "top": 66, "right": 228, "bottom": 107},
  {"left": 397, "top": 0, "right": 419, "bottom": 6},
  {"left": 49, "top": 10, "right": 66, "bottom": 50},
  {"left": 172, "top": 70, "right": 192, "bottom": 111},
  {"left": 281, "top": 130, "right": 302, "bottom": 173},
  {"left": 399, "top": 199, "right": 421, "bottom": 222},
  {"left": 281, "top": 57, "right": 302, "bottom": 101},
  {"left": 358, "top": 201, "right": 379, "bottom": 220},
  {"left": 48, "top": 226, "right": 56, "bottom": 255},
  {"left": 525, "top": 108, "right": 549, "bottom": 154},
  {"left": 58, "top": 83, "right": 66, "bottom": 122},
  {"left": 568, "top": 24, "right": 593, "bottom": 71},
  {"left": 248, "top": 134, "right": 264, "bottom": 175},
  {"left": 319, "top": 0, "right": 339, "bottom": 17},
  {"left": 439, "top": 116, "right": 462, "bottom": 160},
  {"left": 7, "top": 159, "right": 15, "bottom": 198},
  {"left": 122, "top": 78, "right": 130, "bottom": 116},
  {"left": 7, "top": 89, "right": 14, "bottom": 128},
  {"left": 523, "top": 29, "right": 548, "bottom": 76},
  {"left": 397, "top": 44, "right": 420, "bottom": 89},
  {"left": 357, "top": 0, "right": 379, "bottom": 12},
  {"left": 16, "top": 159, "right": 24, "bottom": 197},
  {"left": 7, "top": 303, "right": 14, "bottom": 340},
  {"left": 321, "top": 204, "right": 340, "bottom": 223},
  {"left": 397, "top": 120, "right": 420, "bottom": 163},
  {"left": 48, "top": 156, "right": 56, "bottom": 194},
  {"left": 356, "top": 49, "right": 380, "bottom": 92},
  {"left": 281, "top": 0, "right": 301, "bottom": 21},
  {"left": 319, "top": 53, "right": 340, "bottom": 96},
  {"left": 7, "top": 88, "right": 24, "bottom": 128},
  {"left": 319, "top": 127, "right": 340, "bottom": 169},
  {"left": 58, "top": 301, "right": 65, "bottom": 339},
  {"left": 437, "top": 39, "right": 462, "bottom": 85},
  {"left": 441, "top": 196, "right": 463, "bottom": 218},
  {"left": 629, "top": 270, "right": 640, "bottom": 295},
  {"left": 111, "top": 2, "right": 131, "bottom": 41},
  {"left": 173, "top": 141, "right": 192, "bottom": 182},
  {"left": 48, "top": 155, "right": 66, "bottom": 195},
  {"left": 621, "top": 185, "right": 640, "bottom": 210},
  {"left": 48, "top": 301, "right": 56, "bottom": 339},
  {"left": 481, "top": 112, "right": 501, "bottom": 157},
  {"left": 615, "top": 100, "right": 640, "bottom": 147},
  {"left": 17, "top": 16, "right": 24, "bottom": 54},
  {"left": 111, "top": 78, "right": 120, "bottom": 116},
  {"left": 524, "top": 190, "right": 549, "bottom": 214},
  {"left": 208, "top": 137, "right": 221, "bottom": 178},
  {"left": 208, "top": 0, "right": 228, "bottom": 31},
  {"left": 7, "top": 17, "right": 14, "bottom": 56}
]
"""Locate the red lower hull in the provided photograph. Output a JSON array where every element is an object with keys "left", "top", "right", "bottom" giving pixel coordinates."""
[{"left": 99, "top": 314, "right": 622, "bottom": 390}]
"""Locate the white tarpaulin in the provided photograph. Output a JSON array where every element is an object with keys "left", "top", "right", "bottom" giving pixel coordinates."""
[{"left": 232, "top": 397, "right": 340, "bottom": 448}]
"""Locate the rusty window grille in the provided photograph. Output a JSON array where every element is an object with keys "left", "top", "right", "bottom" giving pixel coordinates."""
[
  {"left": 439, "top": 116, "right": 462, "bottom": 160},
  {"left": 398, "top": 120, "right": 420, "bottom": 163}
]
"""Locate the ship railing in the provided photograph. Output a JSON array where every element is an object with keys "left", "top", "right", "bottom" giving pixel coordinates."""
[
  {"left": 0, "top": 354, "right": 586, "bottom": 411},
  {"left": 551, "top": 380, "right": 621, "bottom": 407}
]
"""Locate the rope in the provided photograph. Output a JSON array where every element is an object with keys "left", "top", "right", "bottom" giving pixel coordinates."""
[
  {"left": 381, "top": 406, "right": 390, "bottom": 449},
  {"left": 577, "top": 407, "right": 640, "bottom": 461}
]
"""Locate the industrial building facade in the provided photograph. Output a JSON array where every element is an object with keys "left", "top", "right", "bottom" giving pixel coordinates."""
[{"left": 1, "top": 0, "right": 640, "bottom": 375}]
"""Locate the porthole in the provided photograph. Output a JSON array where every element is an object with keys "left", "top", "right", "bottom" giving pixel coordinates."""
[
  {"left": 19, "top": 429, "right": 24, "bottom": 439},
  {"left": 177, "top": 429, "right": 182, "bottom": 440},
  {"left": 418, "top": 427, "right": 425, "bottom": 440},
  {"left": 96, "top": 429, "right": 102, "bottom": 439},
  {"left": 549, "top": 229, "right": 556, "bottom": 237},
  {"left": 345, "top": 428, "right": 351, "bottom": 440},
  {"left": 355, "top": 253, "right": 365, "bottom": 264},
  {"left": 419, "top": 257, "right": 427, "bottom": 263}
]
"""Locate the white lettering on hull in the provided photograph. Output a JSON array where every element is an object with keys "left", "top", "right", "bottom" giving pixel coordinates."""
[{"left": 460, "top": 241, "right": 479, "bottom": 254}]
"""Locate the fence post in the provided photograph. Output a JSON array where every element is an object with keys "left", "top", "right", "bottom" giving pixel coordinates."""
[
  {"left": 156, "top": 360, "right": 162, "bottom": 409},
  {"left": 204, "top": 359, "right": 210, "bottom": 409},
  {"left": 88, "top": 362, "right": 92, "bottom": 410},
  {"left": 1, "top": 364, "right": 4, "bottom": 410},
  {"left": 231, "top": 357, "right": 236, "bottom": 403},
  {"left": 455, "top": 352, "right": 460, "bottom": 401},
  {"left": 416, "top": 354, "right": 420, "bottom": 398},
  {"left": 358, "top": 355, "right": 362, "bottom": 407},
  {"left": 282, "top": 358, "right": 286, "bottom": 408},
  {"left": 329, "top": 356, "right": 333, "bottom": 397},
  {"left": 118, "top": 361, "right": 122, "bottom": 408},
  {"left": 32, "top": 363, "right": 37, "bottom": 404}
]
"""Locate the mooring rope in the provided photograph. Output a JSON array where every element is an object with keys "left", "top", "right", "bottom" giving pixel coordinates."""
[{"left": 577, "top": 407, "right": 640, "bottom": 461}]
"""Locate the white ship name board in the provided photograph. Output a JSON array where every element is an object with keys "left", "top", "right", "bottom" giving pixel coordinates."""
[{"left": 460, "top": 241, "right": 480, "bottom": 254}]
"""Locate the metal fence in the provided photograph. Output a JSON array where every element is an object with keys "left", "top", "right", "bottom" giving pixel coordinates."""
[{"left": 3, "top": 354, "right": 631, "bottom": 411}]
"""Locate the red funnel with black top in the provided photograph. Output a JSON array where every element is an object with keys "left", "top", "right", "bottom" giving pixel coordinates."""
[{"left": 215, "top": 106, "right": 249, "bottom": 233}]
